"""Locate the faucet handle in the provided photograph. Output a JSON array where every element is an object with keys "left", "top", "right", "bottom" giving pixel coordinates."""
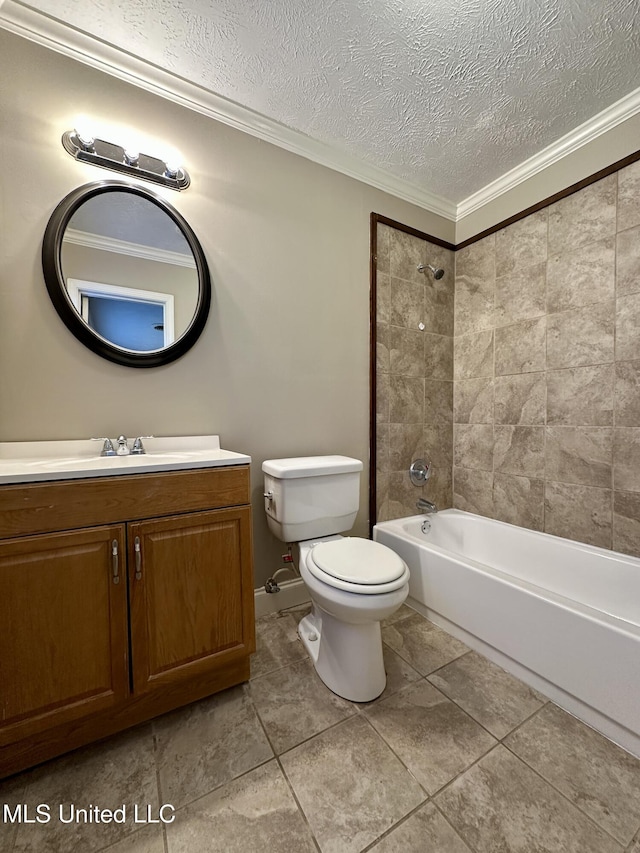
[
  {"left": 409, "top": 458, "right": 432, "bottom": 486},
  {"left": 131, "top": 435, "right": 154, "bottom": 455},
  {"left": 91, "top": 437, "right": 116, "bottom": 457}
]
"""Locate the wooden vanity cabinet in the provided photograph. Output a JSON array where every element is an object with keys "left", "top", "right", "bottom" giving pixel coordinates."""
[
  {"left": 128, "top": 506, "right": 252, "bottom": 694},
  {"left": 0, "top": 525, "right": 129, "bottom": 739},
  {"left": 0, "top": 466, "right": 255, "bottom": 778}
]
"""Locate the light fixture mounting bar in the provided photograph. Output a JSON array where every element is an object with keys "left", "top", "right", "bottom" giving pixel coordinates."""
[{"left": 61, "top": 130, "right": 190, "bottom": 191}]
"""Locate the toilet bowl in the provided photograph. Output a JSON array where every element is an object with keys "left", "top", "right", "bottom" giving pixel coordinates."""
[
  {"left": 296, "top": 536, "right": 410, "bottom": 702},
  {"left": 262, "top": 455, "right": 410, "bottom": 702}
]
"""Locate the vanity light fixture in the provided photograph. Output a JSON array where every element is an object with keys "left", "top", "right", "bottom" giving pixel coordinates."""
[{"left": 61, "top": 129, "right": 190, "bottom": 191}]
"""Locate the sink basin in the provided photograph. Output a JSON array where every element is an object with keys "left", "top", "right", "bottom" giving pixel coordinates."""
[
  {"left": 0, "top": 436, "right": 251, "bottom": 485},
  {"left": 23, "top": 455, "right": 104, "bottom": 469}
]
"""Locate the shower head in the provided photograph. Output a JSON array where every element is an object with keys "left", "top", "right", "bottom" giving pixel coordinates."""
[{"left": 417, "top": 263, "right": 445, "bottom": 280}]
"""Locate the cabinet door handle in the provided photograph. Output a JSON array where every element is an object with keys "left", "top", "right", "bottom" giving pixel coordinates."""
[
  {"left": 134, "top": 536, "right": 142, "bottom": 580},
  {"left": 111, "top": 539, "right": 120, "bottom": 584}
]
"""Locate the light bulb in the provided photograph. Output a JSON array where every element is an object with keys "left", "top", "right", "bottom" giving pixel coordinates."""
[{"left": 74, "top": 126, "right": 95, "bottom": 151}]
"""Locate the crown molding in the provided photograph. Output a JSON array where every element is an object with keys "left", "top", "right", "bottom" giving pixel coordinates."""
[
  {"left": 0, "top": 0, "right": 457, "bottom": 221},
  {"left": 456, "top": 86, "right": 640, "bottom": 221},
  {"left": 2, "top": 1, "right": 638, "bottom": 229},
  {"left": 64, "top": 228, "right": 197, "bottom": 268}
]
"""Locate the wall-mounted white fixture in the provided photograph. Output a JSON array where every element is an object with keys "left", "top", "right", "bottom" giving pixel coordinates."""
[{"left": 62, "top": 129, "right": 190, "bottom": 191}]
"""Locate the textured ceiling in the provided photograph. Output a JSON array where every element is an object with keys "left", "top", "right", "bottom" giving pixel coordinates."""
[{"left": 11, "top": 0, "right": 640, "bottom": 203}]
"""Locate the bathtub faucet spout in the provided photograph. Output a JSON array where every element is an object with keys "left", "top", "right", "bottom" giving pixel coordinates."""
[{"left": 417, "top": 497, "right": 438, "bottom": 515}]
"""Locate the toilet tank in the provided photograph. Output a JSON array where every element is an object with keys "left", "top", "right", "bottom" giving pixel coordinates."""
[{"left": 262, "top": 456, "right": 363, "bottom": 542}]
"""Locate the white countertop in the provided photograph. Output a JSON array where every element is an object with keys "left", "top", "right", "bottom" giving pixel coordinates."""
[{"left": 0, "top": 436, "right": 251, "bottom": 485}]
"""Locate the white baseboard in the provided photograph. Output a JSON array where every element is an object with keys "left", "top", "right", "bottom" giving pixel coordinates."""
[{"left": 254, "top": 578, "right": 310, "bottom": 618}]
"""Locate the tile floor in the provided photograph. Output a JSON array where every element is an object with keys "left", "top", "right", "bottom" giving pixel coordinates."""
[{"left": 2, "top": 604, "right": 640, "bottom": 853}]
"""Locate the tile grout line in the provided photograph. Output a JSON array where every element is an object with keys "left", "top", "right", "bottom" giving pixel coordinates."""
[
  {"left": 422, "top": 647, "right": 473, "bottom": 677},
  {"left": 159, "top": 753, "right": 277, "bottom": 820},
  {"left": 153, "top": 693, "right": 277, "bottom": 820},
  {"left": 500, "top": 737, "right": 631, "bottom": 850},
  {"left": 350, "top": 604, "right": 640, "bottom": 847},
  {"left": 422, "top": 674, "right": 548, "bottom": 745},
  {"left": 250, "top": 654, "right": 311, "bottom": 684},
  {"left": 250, "top": 696, "right": 323, "bottom": 853},
  {"left": 625, "top": 825, "right": 640, "bottom": 853},
  {"left": 357, "top": 650, "right": 544, "bottom": 816},
  {"left": 274, "top": 753, "right": 323, "bottom": 853},
  {"left": 60, "top": 731, "right": 156, "bottom": 853},
  {"left": 491, "top": 696, "right": 551, "bottom": 742},
  {"left": 257, "top": 624, "right": 535, "bottom": 853},
  {"left": 430, "top": 798, "right": 483, "bottom": 853},
  {"left": 85, "top": 726, "right": 168, "bottom": 853},
  {"left": 7, "top": 765, "right": 30, "bottom": 853},
  {"left": 357, "top": 798, "right": 434, "bottom": 853},
  {"left": 371, "top": 610, "right": 637, "bottom": 848},
  {"left": 357, "top": 711, "right": 431, "bottom": 798},
  {"left": 423, "top": 740, "right": 503, "bottom": 806},
  {"left": 147, "top": 727, "right": 170, "bottom": 853},
  {"left": 270, "top": 709, "right": 359, "bottom": 759},
  {"left": 95, "top": 822, "right": 167, "bottom": 853},
  {"left": 409, "top": 673, "right": 503, "bottom": 747}
]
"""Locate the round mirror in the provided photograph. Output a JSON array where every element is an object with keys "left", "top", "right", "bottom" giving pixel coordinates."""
[{"left": 42, "top": 181, "right": 211, "bottom": 367}]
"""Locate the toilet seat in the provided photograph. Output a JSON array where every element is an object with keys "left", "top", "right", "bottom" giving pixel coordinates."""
[{"left": 306, "top": 537, "right": 410, "bottom": 594}]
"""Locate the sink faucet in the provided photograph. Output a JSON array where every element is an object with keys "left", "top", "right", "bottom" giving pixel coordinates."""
[
  {"left": 93, "top": 435, "right": 152, "bottom": 457},
  {"left": 116, "top": 435, "right": 130, "bottom": 456},
  {"left": 416, "top": 496, "right": 438, "bottom": 515}
]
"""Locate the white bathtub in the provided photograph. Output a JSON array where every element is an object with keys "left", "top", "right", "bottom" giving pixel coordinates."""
[{"left": 374, "top": 509, "right": 640, "bottom": 757}]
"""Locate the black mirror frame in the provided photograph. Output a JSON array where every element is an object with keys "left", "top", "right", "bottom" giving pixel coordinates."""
[{"left": 42, "top": 180, "right": 211, "bottom": 368}]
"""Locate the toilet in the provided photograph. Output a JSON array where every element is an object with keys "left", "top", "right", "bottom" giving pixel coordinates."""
[{"left": 262, "top": 455, "right": 410, "bottom": 702}]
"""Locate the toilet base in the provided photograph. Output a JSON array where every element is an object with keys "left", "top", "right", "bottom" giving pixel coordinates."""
[{"left": 298, "top": 606, "right": 386, "bottom": 702}]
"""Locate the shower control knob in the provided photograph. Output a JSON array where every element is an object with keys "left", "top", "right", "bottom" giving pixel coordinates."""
[{"left": 409, "top": 459, "right": 431, "bottom": 486}]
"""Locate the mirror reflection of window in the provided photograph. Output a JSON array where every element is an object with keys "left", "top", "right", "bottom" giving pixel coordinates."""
[
  {"left": 85, "top": 295, "right": 165, "bottom": 352},
  {"left": 67, "top": 279, "right": 174, "bottom": 352},
  {"left": 60, "top": 192, "right": 198, "bottom": 353}
]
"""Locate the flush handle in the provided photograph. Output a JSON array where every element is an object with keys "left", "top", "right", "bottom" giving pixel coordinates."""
[
  {"left": 111, "top": 539, "right": 119, "bottom": 584},
  {"left": 134, "top": 536, "right": 142, "bottom": 580}
]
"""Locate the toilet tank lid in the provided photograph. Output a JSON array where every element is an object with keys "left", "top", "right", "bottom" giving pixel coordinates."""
[{"left": 262, "top": 455, "right": 363, "bottom": 478}]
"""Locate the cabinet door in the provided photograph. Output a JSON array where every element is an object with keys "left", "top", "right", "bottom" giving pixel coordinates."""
[
  {"left": 129, "top": 506, "right": 254, "bottom": 693},
  {"left": 0, "top": 526, "right": 129, "bottom": 745}
]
